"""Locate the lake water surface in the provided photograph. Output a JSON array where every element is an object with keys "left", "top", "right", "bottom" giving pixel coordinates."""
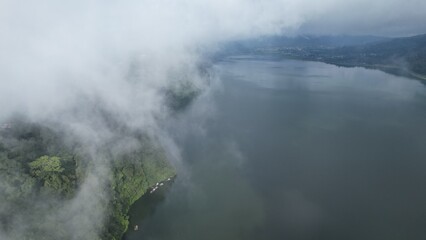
[{"left": 126, "top": 57, "right": 426, "bottom": 240}]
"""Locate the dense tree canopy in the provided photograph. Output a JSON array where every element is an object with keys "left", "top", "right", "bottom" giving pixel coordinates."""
[
  {"left": 29, "top": 155, "right": 64, "bottom": 177},
  {"left": 0, "top": 122, "right": 175, "bottom": 239}
]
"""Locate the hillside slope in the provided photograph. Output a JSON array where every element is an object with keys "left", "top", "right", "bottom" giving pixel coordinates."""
[
  {"left": 0, "top": 121, "right": 175, "bottom": 240},
  {"left": 223, "top": 34, "right": 426, "bottom": 80}
]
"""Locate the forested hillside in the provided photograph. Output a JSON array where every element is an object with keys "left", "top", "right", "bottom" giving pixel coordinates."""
[{"left": 0, "top": 120, "right": 175, "bottom": 240}]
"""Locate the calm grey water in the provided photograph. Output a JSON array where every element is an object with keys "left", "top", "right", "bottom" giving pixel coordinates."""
[{"left": 126, "top": 57, "right": 426, "bottom": 240}]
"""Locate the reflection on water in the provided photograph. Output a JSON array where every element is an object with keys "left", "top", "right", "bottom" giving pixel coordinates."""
[{"left": 127, "top": 58, "right": 426, "bottom": 240}]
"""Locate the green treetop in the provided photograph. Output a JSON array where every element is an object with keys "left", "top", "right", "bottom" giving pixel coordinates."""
[{"left": 29, "top": 155, "right": 64, "bottom": 178}]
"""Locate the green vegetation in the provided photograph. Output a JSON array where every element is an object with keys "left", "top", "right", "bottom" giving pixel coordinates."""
[
  {"left": 0, "top": 121, "right": 175, "bottom": 239},
  {"left": 29, "top": 156, "right": 64, "bottom": 176},
  {"left": 0, "top": 80, "right": 199, "bottom": 239},
  {"left": 105, "top": 145, "right": 175, "bottom": 239},
  {"left": 28, "top": 155, "right": 76, "bottom": 195}
]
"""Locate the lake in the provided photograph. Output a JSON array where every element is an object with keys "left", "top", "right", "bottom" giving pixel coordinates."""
[{"left": 126, "top": 57, "right": 426, "bottom": 240}]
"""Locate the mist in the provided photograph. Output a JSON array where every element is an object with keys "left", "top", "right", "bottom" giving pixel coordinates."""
[
  {"left": 2, "top": 0, "right": 425, "bottom": 119},
  {"left": 1, "top": 0, "right": 425, "bottom": 239}
]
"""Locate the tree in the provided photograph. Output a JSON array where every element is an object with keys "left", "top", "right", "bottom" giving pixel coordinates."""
[
  {"left": 29, "top": 155, "right": 64, "bottom": 178},
  {"left": 29, "top": 155, "right": 68, "bottom": 192}
]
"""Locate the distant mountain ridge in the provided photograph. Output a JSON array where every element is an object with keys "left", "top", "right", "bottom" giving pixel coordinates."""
[
  {"left": 242, "top": 35, "right": 388, "bottom": 48},
  {"left": 221, "top": 35, "right": 389, "bottom": 54},
  {"left": 329, "top": 34, "right": 426, "bottom": 78},
  {"left": 221, "top": 34, "right": 426, "bottom": 80}
]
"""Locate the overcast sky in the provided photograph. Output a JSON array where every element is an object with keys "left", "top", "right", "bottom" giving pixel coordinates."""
[{"left": 296, "top": 0, "right": 426, "bottom": 36}]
